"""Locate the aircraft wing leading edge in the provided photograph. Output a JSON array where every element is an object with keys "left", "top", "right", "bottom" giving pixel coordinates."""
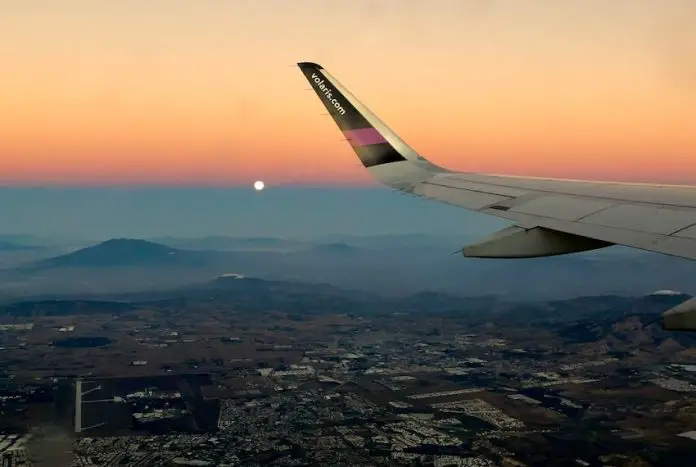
[{"left": 297, "top": 61, "right": 696, "bottom": 332}]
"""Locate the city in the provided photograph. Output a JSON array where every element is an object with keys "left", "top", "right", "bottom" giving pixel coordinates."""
[{"left": 2, "top": 285, "right": 696, "bottom": 466}]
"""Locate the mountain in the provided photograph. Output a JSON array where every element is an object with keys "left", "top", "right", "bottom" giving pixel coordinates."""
[
  {"left": 553, "top": 293, "right": 696, "bottom": 348},
  {"left": 151, "top": 234, "right": 467, "bottom": 252},
  {"left": 0, "top": 234, "right": 44, "bottom": 245},
  {"left": 3, "top": 236, "right": 696, "bottom": 302},
  {"left": 0, "top": 300, "right": 139, "bottom": 317},
  {"left": 5, "top": 282, "right": 694, "bottom": 352},
  {"left": 0, "top": 240, "right": 43, "bottom": 251},
  {"left": 304, "top": 242, "right": 363, "bottom": 254},
  {"left": 152, "top": 273, "right": 379, "bottom": 308},
  {"left": 0, "top": 235, "right": 46, "bottom": 252},
  {"left": 0, "top": 239, "right": 260, "bottom": 298},
  {"left": 0, "top": 240, "right": 59, "bottom": 270},
  {"left": 32, "top": 239, "right": 212, "bottom": 269},
  {"left": 317, "top": 233, "right": 468, "bottom": 249},
  {"left": 0, "top": 275, "right": 379, "bottom": 317},
  {"left": 149, "top": 236, "right": 309, "bottom": 251}
]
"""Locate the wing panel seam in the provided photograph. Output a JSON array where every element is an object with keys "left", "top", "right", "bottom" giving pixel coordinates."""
[
  {"left": 669, "top": 221, "right": 696, "bottom": 236},
  {"left": 421, "top": 180, "right": 516, "bottom": 201},
  {"left": 450, "top": 177, "right": 694, "bottom": 210},
  {"left": 573, "top": 204, "right": 617, "bottom": 222},
  {"left": 490, "top": 204, "right": 681, "bottom": 238}
]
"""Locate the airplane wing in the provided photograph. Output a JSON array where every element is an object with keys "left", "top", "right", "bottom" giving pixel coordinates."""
[
  {"left": 298, "top": 61, "right": 696, "bottom": 332},
  {"left": 297, "top": 62, "right": 696, "bottom": 262}
]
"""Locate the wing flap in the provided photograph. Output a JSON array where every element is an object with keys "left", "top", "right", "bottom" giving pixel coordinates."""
[
  {"left": 413, "top": 182, "right": 511, "bottom": 210},
  {"left": 425, "top": 175, "right": 530, "bottom": 198},
  {"left": 580, "top": 204, "right": 696, "bottom": 236},
  {"left": 502, "top": 211, "right": 696, "bottom": 260},
  {"left": 508, "top": 195, "right": 615, "bottom": 221},
  {"left": 414, "top": 175, "right": 696, "bottom": 259},
  {"left": 451, "top": 173, "right": 696, "bottom": 208}
]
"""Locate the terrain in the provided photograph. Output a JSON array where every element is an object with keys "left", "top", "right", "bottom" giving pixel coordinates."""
[
  {"left": 0, "top": 236, "right": 695, "bottom": 301},
  {"left": 2, "top": 280, "right": 696, "bottom": 466},
  {"left": 2, "top": 234, "right": 696, "bottom": 465}
]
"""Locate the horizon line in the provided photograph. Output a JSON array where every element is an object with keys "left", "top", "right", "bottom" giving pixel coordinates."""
[{"left": 0, "top": 182, "right": 382, "bottom": 189}]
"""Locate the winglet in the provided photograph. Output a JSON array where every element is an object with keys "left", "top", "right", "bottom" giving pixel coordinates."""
[
  {"left": 297, "top": 62, "right": 409, "bottom": 168},
  {"left": 297, "top": 62, "right": 449, "bottom": 189}
]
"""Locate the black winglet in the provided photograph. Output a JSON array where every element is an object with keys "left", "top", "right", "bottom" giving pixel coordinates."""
[
  {"left": 297, "top": 62, "right": 323, "bottom": 70},
  {"left": 297, "top": 61, "right": 407, "bottom": 168}
]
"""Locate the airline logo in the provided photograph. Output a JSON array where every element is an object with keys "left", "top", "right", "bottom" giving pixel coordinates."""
[{"left": 311, "top": 73, "right": 346, "bottom": 116}]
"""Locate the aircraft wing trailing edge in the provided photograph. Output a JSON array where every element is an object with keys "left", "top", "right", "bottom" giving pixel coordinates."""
[{"left": 297, "top": 61, "right": 696, "bottom": 331}]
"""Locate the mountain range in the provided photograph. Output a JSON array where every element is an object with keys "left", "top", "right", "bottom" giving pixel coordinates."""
[
  {"left": 0, "top": 240, "right": 42, "bottom": 251},
  {"left": 33, "top": 238, "right": 209, "bottom": 269},
  {"left": 1, "top": 236, "right": 696, "bottom": 301},
  {"left": 2, "top": 275, "right": 694, "bottom": 350}
]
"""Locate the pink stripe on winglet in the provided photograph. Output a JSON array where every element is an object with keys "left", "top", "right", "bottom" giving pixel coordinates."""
[{"left": 343, "top": 127, "right": 388, "bottom": 146}]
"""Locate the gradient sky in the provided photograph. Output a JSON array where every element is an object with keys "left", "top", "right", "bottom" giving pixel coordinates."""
[{"left": 1, "top": 0, "right": 695, "bottom": 186}]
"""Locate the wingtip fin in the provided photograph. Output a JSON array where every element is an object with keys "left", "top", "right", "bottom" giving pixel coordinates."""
[
  {"left": 297, "top": 61, "right": 323, "bottom": 70},
  {"left": 297, "top": 61, "right": 408, "bottom": 168},
  {"left": 297, "top": 61, "right": 448, "bottom": 189}
]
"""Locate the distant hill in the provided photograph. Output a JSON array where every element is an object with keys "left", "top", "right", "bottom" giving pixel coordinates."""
[
  {"left": 4, "top": 275, "right": 696, "bottom": 353},
  {"left": 492, "top": 293, "right": 691, "bottom": 328},
  {"left": 305, "top": 242, "right": 363, "bottom": 254},
  {"left": 0, "top": 275, "right": 380, "bottom": 317},
  {"left": 33, "top": 238, "right": 210, "bottom": 269},
  {"left": 149, "top": 236, "right": 308, "bottom": 251},
  {"left": 317, "top": 233, "right": 468, "bottom": 249},
  {"left": 0, "top": 299, "right": 139, "bottom": 317},
  {"left": 0, "top": 234, "right": 45, "bottom": 245},
  {"left": 0, "top": 240, "right": 43, "bottom": 251},
  {"left": 158, "top": 273, "right": 379, "bottom": 311},
  {"left": 553, "top": 293, "right": 696, "bottom": 348},
  {"left": 3, "top": 235, "right": 696, "bottom": 301}
]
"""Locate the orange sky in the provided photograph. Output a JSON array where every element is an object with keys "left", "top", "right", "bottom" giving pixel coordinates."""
[{"left": 1, "top": 0, "right": 695, "bottom": 185}]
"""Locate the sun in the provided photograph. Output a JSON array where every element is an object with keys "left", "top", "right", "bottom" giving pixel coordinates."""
[{"left": 253, "top": 180, "right": 265, "bottom": 191}]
